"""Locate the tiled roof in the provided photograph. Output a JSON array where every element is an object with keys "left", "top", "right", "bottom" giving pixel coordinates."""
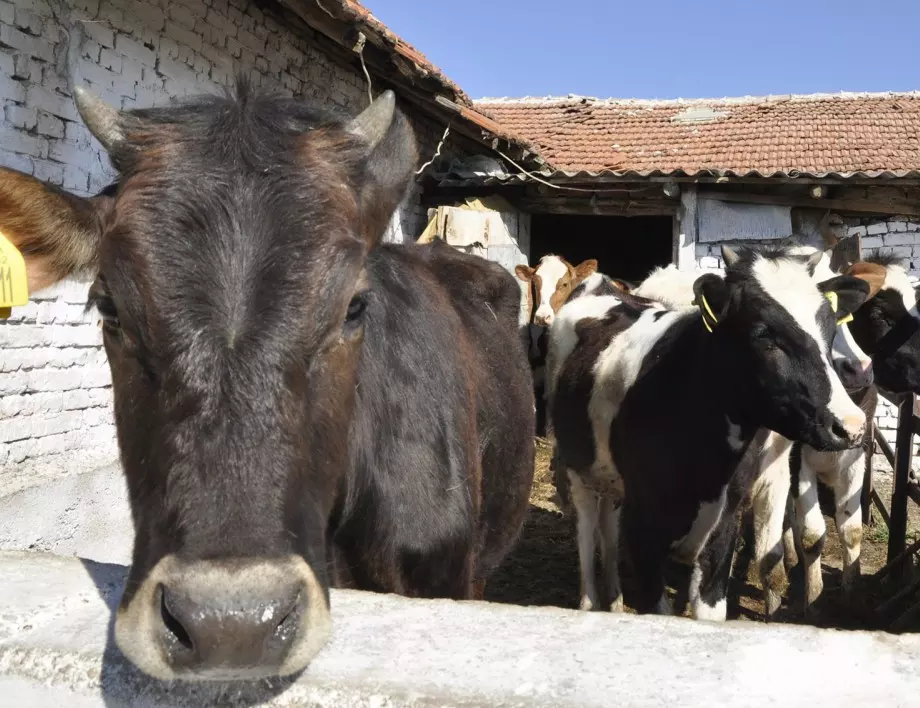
[{"left": 474, "top": 93, "right": 920, "bottom": 179}]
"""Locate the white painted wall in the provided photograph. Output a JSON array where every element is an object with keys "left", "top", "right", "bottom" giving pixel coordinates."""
[{"left": 0, "top": 0, "right": 452, "bottom": 471}]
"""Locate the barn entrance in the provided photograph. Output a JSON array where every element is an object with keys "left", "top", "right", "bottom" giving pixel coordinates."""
[{"left": 530, "top": 214, "right": 674, "bottom": 284}]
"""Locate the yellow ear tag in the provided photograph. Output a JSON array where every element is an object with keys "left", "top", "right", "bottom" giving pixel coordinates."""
[
  {"left": 0, "top": 229, "right": 29, "bottom": 319},
  {"left": 824, "top": 291, "right": 853, "bottom": 326}
]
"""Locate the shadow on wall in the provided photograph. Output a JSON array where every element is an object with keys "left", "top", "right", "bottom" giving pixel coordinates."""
[{"left": 78, "top": 558, "right": 303, "bottom": 705}]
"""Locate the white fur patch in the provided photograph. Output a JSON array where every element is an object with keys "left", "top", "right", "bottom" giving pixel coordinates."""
[
  {"left": 533, "top": 255, "right": 569, "bottom": 324},
  {"left": 884, "top": 264, "right": 920, "bottom": 321},
  {"left": 633, "top": 264, "right": 699, "bottom": 308},
  {"left": 751, "top": 255, "right": 865, "bottom": 438},
  {"left": 588, "top": 307, "right": 692, "bottom": 484},
  {"left": 693, "top": 597, "right": 727, "bottom": 622},
  {"left": 726, "top": 417, "right": 745, "bottom": 452}
]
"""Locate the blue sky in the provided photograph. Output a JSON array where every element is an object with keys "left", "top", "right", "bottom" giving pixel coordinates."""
[{"left": 366, "top": 0, "right": 920, "bottom": 99}]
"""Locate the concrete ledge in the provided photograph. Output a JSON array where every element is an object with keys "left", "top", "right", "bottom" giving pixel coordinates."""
[{"left": 1, "top": 552, "right": 919, "bottom": 707}]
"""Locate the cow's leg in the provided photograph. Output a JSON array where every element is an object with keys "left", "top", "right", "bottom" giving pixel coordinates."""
[
  {"left": 569, "top": 470, "right": 601, "bottom": 611},
  {"left": 598, "top": 497, "right": 623, "bottom": 612},
  {"left": 751, "top": 446, "right": 792, "bottom": 619},
  {"left": 782, "top": 494, "right": 799, "bottom": 573},
  {"left": 623, "top": 507, "right": 670, "bottom": 615},
  {"left": 689, "top": 511, "right": 738, "bottom": 622},
  {"left": 471, "top": 579, "right": 486, "bottom": 601},
  {"left": 794, "top": 457, "right": 826, "bottom": 609},
  {"left": 833, "top": 450, "right": 865, "bottom": 597}
]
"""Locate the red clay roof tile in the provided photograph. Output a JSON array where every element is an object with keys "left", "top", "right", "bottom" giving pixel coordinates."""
[{"left": 474, "top": 94, "right": 920, "bottom": 177}]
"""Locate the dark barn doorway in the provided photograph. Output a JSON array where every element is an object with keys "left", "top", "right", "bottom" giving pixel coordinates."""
[
  {"left": 530, "top": 214, "right": 674, "bottom": 285},
  {"left": 527, "top": 214, "right": 674, "bottom": 436}
]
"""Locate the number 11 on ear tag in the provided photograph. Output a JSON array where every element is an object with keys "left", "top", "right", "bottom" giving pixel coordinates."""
[{"left": 0, "top": 230, "right": 29, "bottom": 320}]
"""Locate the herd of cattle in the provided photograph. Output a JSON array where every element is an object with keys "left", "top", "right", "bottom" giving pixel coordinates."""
[{"left": 1, "top": 82, "right": 919, "bottom": 682}]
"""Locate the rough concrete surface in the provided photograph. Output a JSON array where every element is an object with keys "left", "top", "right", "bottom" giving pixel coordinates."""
[
  {"left": 0, "top": 462, "right": 132, "bottom": 566},
  {"left": 1, "top": 552, "right": 919, "bottom": 707}
]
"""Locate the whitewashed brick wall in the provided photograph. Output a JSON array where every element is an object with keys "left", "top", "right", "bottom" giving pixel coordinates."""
[
  {"left": 0, "top": 0, "right": 453, "bottom": 470},
  {"left": 695, "top": 215, "right": 920, "bottom": 450}
]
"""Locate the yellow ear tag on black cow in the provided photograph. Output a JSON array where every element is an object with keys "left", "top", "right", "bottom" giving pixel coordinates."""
[
  {"left": 824, "top": 291, "right": 853, "bottom": 326},
  {"left": 695, "top": 293, "right": 719, "bottom": 333},
  {"left": 0, "top": 229, "right": 29, "bottom": 320}
]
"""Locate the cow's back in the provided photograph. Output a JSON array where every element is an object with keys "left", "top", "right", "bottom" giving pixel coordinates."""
[
  {"left": 413, "top": 240, "right": 536, "bottom": 576},
  {"left": 335, "top": 242, "right": 534, "bottom": 592}
]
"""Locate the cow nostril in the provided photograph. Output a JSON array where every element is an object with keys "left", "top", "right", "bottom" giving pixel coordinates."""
[
  {"left": 273, "top": 591, "right": 303, "bottom": 644},
  {"left": 159, "top": 585, "right": 194, "bottom": 653}
]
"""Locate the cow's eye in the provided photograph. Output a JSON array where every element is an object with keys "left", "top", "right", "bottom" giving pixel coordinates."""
[
  {"left": 97, "top": 296, "right": 120, "bottom": 330},
  {"left": 345, "top": 293, "right": 367, "bottom": 325}
]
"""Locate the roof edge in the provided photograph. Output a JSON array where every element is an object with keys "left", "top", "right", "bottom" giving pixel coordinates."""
[{"left": 474, "top": 90, "right": 920, "bottom": 107}]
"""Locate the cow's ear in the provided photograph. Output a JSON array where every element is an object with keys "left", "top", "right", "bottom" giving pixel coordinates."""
[
  {"left": 817, "top": 275, "right": 870, "bottom": 318},
  {"left": 844, "top": 261, "right": 887, "bottom": 300},
  {"left": 573, "top": 259, "right": 598, "bottom": 281},
  {"left": 515, "top": 264, "right": 535, "bottom": 282},
  {"left": 0, "top": 167, "right": 107, "bottom": 292},
  {"left": 346, "top": 91, "right": 417, "bottom": 246},
  {"left": 692, "top": 273, "right": 729, "bottom": 331}
]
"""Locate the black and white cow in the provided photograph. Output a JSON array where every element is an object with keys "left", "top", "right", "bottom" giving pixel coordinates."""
[
  {"left": 633, "top": 251, "right": 884, "bottom": 617},
  {"left": 0, "top": 82, "right": 536, "bottom": 680},
  {"left": 547, "top": 245, "right": 870, "bottom": 618},
  {"left": 791, "top": 254, "right": 920, "bottom": 609}
]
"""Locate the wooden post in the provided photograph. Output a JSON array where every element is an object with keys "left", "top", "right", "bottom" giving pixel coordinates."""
[
  {"left": 674, "top": 187, "right": 697, "bottom": 271},
  {"left": 888, "top": 394, "right": 916, "bottom": 570},
  {"left": 862, "top": 417, "right": 874, "bottom": 526}
]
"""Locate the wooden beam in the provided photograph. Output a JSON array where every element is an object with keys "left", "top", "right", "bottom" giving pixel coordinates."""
[
  {"left": 699, "top": 190, "right": 920, "bottom": 217},
  {"left": 888, "top": 395, "right": 916, "bottom": 571},
  {"left": 675, "top": 187, "right": 698, "bottom": 271}
]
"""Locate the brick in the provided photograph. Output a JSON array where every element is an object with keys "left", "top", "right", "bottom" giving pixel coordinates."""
[
  {"left": 81, "top": 61, "right": 119, "bottom": 90},
  {"left": 63, "top": 162, "right": 90, "bottom": 193},
  {"left": 81, "top": 366, "right": 111, "bottom": 389},
  {"left": 27, "top": 368, "right": 82, "bottom": 393},
  {"left": 888, "top": 220, "right": 910, "bottom": 234},
  {"left": 71, "top": 0, "right": 100, "bottom": 14},
  {"left": 27, "top": 85, "right": 79, "bottom": 121},
  {"left": 866, "top": 221, "right": 888, "bottom": 236},
  {"left": 82, "top": 22, "right": 115, "bottom": 49},
  {"left": 860, "top": 235, "right": 883, "bottom": 250},
  {"left": 36, "top": 111, "right": 64, "bottom": 138},
  {"left": 165, "top": 20, "right": 203, "bottom": 52},
  {"left": 0, "top": 25, "right": 55, "bottom": 62},
  {"left": 3, "top": 130, "right": 48, "bottom": 159},
  {"left": 0, "top": 0, "right": 13, "bottom": 24},
  {"left": 99, "top": 47, "right": 123, "bottom": 72},
  {"left": 129, "top": 0, "right": 165, "bottom": 31},
  {"left": 120, "top": 55, "right": 145, "bottom": 84},
  {"left": 236, "top": 27, "right": 265, "bottom": 54},
  {"left": 158, "top": 56, "right": 198, "bottom": 84},
  {"left": 48, "top": 140, "right": 93, "bottom": 167},
  {"left": 0, "top": 74, "right": 25, "bottom": 102},
  {"left": 50, "top": 326, "right": 102, "bottom": 347},
  {"left": 5, "top": 104, "right": 38, "bottom": 130},
  {"left": 169, "top": 3, "right": 198, "bottom": 29},
  {"left": 12, "top": 53, "right": 37, "bottom": 81},
  {"left": 31, "top": 159, "right": 65, "bottom": 185},
  {"left": 0, "top": 152, "right": 34, "bottom": 174},
  {"left": 159, "top": 36, "right": 180, "bottom": 60},
  {"left": 115, "top": 33, "right": 157, "bottom": 65},
  {"left": 884, "top": 232, "right": 916, "bottom": 247},
  {"left": 206, "top": 9, "right": 239, "bottom": 37},
  {"left": 14, "top": 8, "right": 44, "bottom": 35},
  {"left": 0, "top": 369, "right": 29, "bottom": 396}
]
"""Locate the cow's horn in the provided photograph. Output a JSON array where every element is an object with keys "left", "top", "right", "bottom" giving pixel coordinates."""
[
  {"left": 347, "top": 90, "right": 395, "bottom": 149},
  {"left": 73, "top": 86, "right": 124, "bottom": 151}
]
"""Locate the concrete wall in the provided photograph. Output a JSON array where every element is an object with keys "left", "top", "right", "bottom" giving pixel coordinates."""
[
  {"left": 0, "top": 0, "right": 453, "bottom": 471},
  {"left": 2, "top": 550, "right": 920, "bottom": 707}
]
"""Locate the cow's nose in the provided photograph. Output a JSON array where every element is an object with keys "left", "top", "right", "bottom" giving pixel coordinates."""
[
  {"left": 840, "top": 359, "right": 874, "bottom": 388},
  {"left": 158, "top": 580, "right": 304, "bottom": 677},
  {"left": 114, "top": 556, "right": 331, "bottom": 681}
]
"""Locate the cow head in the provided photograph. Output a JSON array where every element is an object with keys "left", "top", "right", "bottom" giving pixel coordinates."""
[
  {"left": 846, "top": 256, "right": 920, "bottom": 394},
  {"left": 694, "top": 245, "right": 870, "bottom": 451},
  {"left": 515, "top": 255, "right": 597, "bottom": 326},
  {"left": 0, "top": 81, "right": 416, "bottom": 680}
]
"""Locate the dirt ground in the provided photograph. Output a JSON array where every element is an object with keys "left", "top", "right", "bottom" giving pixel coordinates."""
[{"left": 485, "top": 438, "right": 920, "bottom": 632}]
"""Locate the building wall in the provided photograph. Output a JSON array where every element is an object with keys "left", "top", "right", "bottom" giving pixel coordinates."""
[
  {"left": 0, "top": 0, "right": 452, "bottom": 470},
  {"left": 695, "top": 213, "right": 920, "bottom": 449}
]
